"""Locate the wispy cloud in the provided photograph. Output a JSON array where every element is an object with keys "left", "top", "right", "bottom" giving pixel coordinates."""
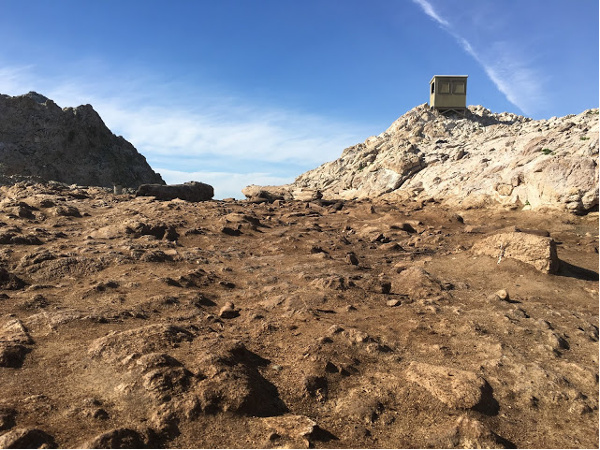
[
  {"left": 411, "top": 0, "right": 449, "bottom": 27},
  {"left": 411, "top": 0, "right": 546, "bottom": 116},
  {"left": 0, "top": 63, "right": 368, "bottom": 198}
]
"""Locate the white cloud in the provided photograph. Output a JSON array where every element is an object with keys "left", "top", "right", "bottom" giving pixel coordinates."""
[
  {"left": 0, "top": 63, "right": 368, "bottom": 194},
  {"left": 411, "top": 0, "right": 449, "bottom": 27},
  {"left": 412, "top": 0, "right": 546, "bottom": 116}
]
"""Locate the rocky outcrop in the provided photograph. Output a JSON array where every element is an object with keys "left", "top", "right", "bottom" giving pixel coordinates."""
[
  {"left": 0, "top": 92, "right": 164, "bottom": 188},
  {"left": 136, "top": 181, "right": 214, "bottom": 202},
  {"left": 247, "top": 105, "right": 599, "bottom": 213}
]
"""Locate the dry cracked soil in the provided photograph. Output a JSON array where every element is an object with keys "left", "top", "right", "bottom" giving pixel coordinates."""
[{"left": 0, "top": 182, "right": 598, "bottom": 448}]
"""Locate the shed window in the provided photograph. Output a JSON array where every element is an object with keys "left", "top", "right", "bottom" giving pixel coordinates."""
[
  {"left": 440, "top": 82, "right": 450, "bottom": 94},
  {"left": 453, "top": 82, "right": 465, "bottom": 94},
  {"left": 431, "top": 83, "right": 435, "bottom": 94}
]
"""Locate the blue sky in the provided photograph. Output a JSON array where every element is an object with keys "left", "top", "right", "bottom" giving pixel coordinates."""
[{"left": 0, "top": 1, "right": 597, "bottom": 198}]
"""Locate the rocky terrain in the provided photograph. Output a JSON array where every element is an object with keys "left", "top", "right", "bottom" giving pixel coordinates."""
[
  {"left": 0, "top": 92, "right": 164, "bottom": 188},
  {"left": 245, "top": 105, "right": 599, "bottom": 215},
  {"left": 0, "top": 181, "right": 597, "bottom": 448}
]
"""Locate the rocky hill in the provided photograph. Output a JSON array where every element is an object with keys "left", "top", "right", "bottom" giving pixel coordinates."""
[
  {"left": 0, "top": 92, "right": 164, "bottom": 188},
  {"left": 245, "top": 105, "right": 599, "bottom": 214}
]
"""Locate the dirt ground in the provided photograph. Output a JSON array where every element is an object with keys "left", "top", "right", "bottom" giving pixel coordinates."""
[{"left": 0, "top": 182, "right": 598, "bottom": 448}]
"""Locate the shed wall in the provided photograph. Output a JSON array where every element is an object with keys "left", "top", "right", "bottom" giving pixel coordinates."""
[{"left": 430, "top": 76, "right": 467, "bottom": 109}]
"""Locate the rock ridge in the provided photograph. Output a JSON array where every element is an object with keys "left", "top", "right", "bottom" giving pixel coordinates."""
[
  {"left": 245, "top": 104, "right": 599, "bottom": 213},
  {"left": 0, "top": 91, "right": 165, "bottom": 189}
]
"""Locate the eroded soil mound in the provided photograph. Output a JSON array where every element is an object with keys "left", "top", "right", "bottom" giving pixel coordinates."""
[{"left": 0, "top": 182, "right": 597, "bottom": 448}]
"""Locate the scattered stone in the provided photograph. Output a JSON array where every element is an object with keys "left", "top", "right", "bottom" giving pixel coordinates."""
[{"left": 386, "top": 299, "right": 401, "bottom": 307}]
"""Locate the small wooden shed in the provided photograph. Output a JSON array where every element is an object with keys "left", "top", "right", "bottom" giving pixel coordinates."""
[{"left": 429, "top": 75, "right": 468, "bottom": 113}]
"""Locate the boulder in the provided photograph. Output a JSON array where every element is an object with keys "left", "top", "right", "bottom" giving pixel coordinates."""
[
  {"left": 472, "top": 231, "right": 560, "bottom": 274},
  {"left": 136, "top": 181, "right": 214, "bottom": 202},
  {"left": 241, "top": 184, "right": 293, "bottom": 203}
]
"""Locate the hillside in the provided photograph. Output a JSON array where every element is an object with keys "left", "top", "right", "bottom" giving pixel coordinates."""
[
  {"left": 0, "top": 92, "right": 164, "bottom": 188},
  {"left": 245, "top": 105, "right": 599, "bottom": 214}
]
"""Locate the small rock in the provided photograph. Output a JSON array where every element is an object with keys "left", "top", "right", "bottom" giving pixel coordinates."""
[
  {"left": 221, "top": 226, "right": 242, "bottom": 236},
  {"left": 489, "top": 289, "right": 510, "bottom": 302},
  {"left": 380, "top": 281, "right": 392, "bottom": 294},
  {"left": 327, "top": 324, "right": 344, "bottom": 335},
  {"left": 386, "top": 299, "right": 401, "bottom": 307},
  {"left": 346, "top": 252, "right": 359, "bottom": 265},
  {"left": 219, "top": 302, "right": 239, "bottom": 319},
  {"left": 379, "top": 241, "right": 404, "bottom": 252},
  {"left": 399, "top": 222, "right": 417, "bottom": 233}
]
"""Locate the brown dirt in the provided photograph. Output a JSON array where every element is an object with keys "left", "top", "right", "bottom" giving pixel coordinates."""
[{"left": 0, "top": 182, "right": 598, "bottom": 448}]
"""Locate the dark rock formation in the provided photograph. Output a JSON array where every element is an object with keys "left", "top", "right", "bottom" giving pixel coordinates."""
[
  {"left": 0, "top": 92, "right": 164, "bottom": 188},
  {"left": 136, "top": 181, "right": 214, "bottom": 202}
]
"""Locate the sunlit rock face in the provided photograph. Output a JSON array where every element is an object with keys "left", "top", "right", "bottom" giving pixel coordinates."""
[{"left": 249, "top": 104, "right": 599, "bottom": 214}]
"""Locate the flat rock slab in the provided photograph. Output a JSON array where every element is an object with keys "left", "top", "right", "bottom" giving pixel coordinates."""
[
  {"left": 472, "top": 231, "right": 559, "bottom": 274},
  {"left": 405, "top": 361, "right": 494, "bottom": 410}
]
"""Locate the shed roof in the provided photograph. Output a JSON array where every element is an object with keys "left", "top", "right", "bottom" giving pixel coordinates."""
[{"left": 429, "top": 75, "right": 468, "bottom": 83}]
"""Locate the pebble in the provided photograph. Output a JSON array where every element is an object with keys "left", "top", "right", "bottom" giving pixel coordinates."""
[{"left": 386, "top": 299, "right": 401, "bottom": 307}]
